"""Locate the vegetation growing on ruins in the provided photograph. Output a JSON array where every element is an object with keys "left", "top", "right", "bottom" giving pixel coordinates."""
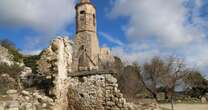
[
  {"left": 0, "top": 63, "right": 23, "bottom": 94},
  {"left": 23, "top": 55, "right": 40, "bottom": 74}
]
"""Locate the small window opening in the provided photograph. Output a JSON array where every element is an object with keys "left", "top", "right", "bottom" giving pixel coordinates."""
[
  {"left": 80, "top": 11, "right": 85, "bottom": 14},
  {"left": 93, "top": 14, "right": 96, "bottom": 26}
]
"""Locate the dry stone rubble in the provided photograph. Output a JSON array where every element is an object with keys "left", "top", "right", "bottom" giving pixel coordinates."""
[
  {"left": 0, "top": 45, "right": 13, "bottom": 65},
  {"left": 0, "top": 90, "right": 54, "bottom": 110}
]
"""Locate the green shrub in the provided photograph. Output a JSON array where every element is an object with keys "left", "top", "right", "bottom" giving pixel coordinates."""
[
  {"left": 184, "top": 71, "right": 208, "bottom": 97},
  {"left": 0, "top": 39, "right": 23, "bottom": 63},
  {"left": 0, "top": 63, "right": 23, "bottom": 79},
  {"left": 23, "top": 55, "right": 40, "bottom": 74},
  {"left": 0, "top": 63, "right": 23, "bottom": 94}
]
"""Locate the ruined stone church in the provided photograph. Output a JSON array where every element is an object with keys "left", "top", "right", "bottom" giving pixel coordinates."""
[
  {"left": 73, "top": 0, "right": 114, "bottom": 72},
  {"left": 0, "top": 0, "right": 160, "bottom": 110}
]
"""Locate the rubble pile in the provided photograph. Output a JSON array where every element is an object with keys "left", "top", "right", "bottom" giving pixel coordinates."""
[{"left": 0, "top": 90, "right": 54, "bottom": 110}]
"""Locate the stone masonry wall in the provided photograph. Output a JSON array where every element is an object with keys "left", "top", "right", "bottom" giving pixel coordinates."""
[
  {"left": 100, "top": 48, "right": 114, "bottom": 63},
  {"left": 67, "top": 73, "right": 160, "bottom": 110}
]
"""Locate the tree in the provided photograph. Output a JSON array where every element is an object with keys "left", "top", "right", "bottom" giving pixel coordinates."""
[
  {"left": 23, "top": 55, "right": 40, "bottom": 74},
  {"left": 139, "top": 56, "right": 166, "bottom": 101},
  {"left": 160, "top": 56, "right": 190, "bottom": 110},
  {"left": 183, "top": 71, "right": 208, "bottom": 98},
  {"left": 0, "top": 39, "right": 15, "bottom": 49},
  {"left": 118, "top": 65, "right": 145, "bottom": 98},
  {"left": 111, "top": 56, "right": 124, "bottom": 78},
  {"left": 109, "top": 57, "right": 147, "bottom": 98},
  {"left": 138, "top": 56, "right": 191, "bottom": 104}
]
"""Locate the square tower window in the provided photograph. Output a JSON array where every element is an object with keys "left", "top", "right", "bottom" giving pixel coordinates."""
[{"left": 80, "top": 11, "right": 86, "bottom": 14}]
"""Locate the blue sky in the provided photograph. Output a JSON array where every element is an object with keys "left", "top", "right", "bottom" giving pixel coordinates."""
[
  {"left": 0, "top": 0, "right": 127, "bottom": 51},
  {"left": 0, "top": 0, "right": 208, "bottom": 75}
]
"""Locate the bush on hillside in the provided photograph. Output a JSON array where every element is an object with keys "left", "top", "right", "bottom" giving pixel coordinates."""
[
  {"left": 0, "top": 39, "right": 23, "bottom": 63},
  {"left": 183, "top": 71, "right": 208, "bottom": 98},
  {"left": 0, "top": 63, "right": 23, "bottom": 94},
  {"left": 111, "top": 56, "right": 148, "bottom": 98},
  {"left": 0, "top": 63, "right": 23, "bottom": 79},
  {"left": 23, "top": 55, "right": 40, "bottom": 74}
]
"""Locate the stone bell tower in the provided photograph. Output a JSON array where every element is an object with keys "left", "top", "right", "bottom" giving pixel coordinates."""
[{"left": 74, "top": 0, "right": 100, "bottom": 71}]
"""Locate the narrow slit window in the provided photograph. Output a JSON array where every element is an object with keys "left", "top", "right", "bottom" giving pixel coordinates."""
[{"left": 93, "top": 14, "right": 96, "bottom": 26}]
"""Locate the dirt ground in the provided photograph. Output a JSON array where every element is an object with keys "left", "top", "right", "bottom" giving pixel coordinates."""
[{"left": 160, "top": 104, "right": 208, "bottom": 110}]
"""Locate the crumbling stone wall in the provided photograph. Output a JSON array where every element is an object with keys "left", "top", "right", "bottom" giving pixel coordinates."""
[
  {"left": 37, "top": 37, "right": 73, "bottom": 110},
  {"left": 67, "top": 73, "right": 160, "bottom": 110},
  {"left": 99, "top": 48, "right": 114, "bottom": 64},
  {"left": 37, "top": 37, "right": 73, "bottom": 76}
]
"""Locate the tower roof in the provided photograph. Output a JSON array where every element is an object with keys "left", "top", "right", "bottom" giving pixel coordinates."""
[
  {"left": 76, "top": 0, "right": 95, "bottom": 9},
  {"left": 80, "top": 0, "right": 91, "bottom": 3}
]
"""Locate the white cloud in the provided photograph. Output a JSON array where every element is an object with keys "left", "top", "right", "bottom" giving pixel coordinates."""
[
  {"left": 111, "top": 41, "right": 208, "bottom": 74},
  {"left": 195, "top": 0, "right": 203, "bottom": 7},
  {"left": 111, "top": 42, "right": 172, "bottom": 65},
  {"left": 109, "top": 0, "right": 208, "bottom": 74},
  {"left": 0, "top": 0, "right": 76, "bottom": 50},
  {"left": 112, "top": 45, "right": 160, "bottom": 64},
  {"left": 23, "top": 34, "right": 57, "bottom": 51},
  {"left": 21, "top": 49, "right": 42, "bottom": 55},
  {"left": 183, "top": 44, "right": 208, "bottom": 72},
  {"left": 0, "top": 0, "right": 75, "bottom": 33},
  {"left": 110, "top": 0, "right": 206, "bottom": 47}
]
